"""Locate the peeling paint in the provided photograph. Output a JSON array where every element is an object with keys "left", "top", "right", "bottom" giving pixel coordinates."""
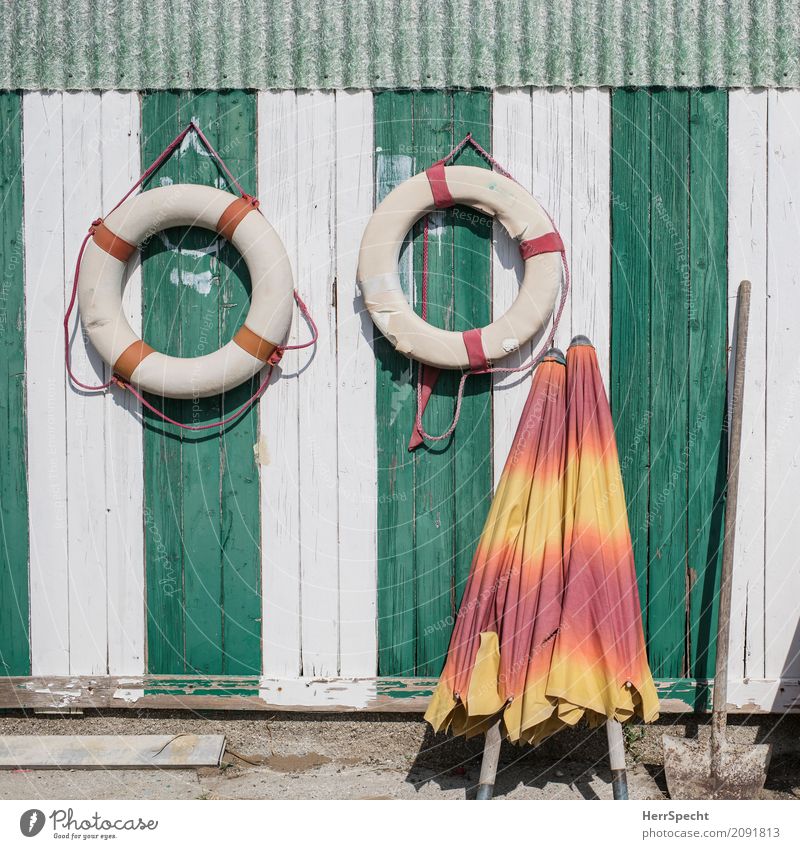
[
  {"left": 112, "top": 688, "right": 145, "bottom": 703},
  {"left": 169, "top": 267, "right": 214, "bottom": 295},
  {"left": 158, "top": 231, "right": 218, "bottom": 258},
  {"left": 258, "top": 678, "right": 377, "bottom": 709},
  {"left": 254, "top": 436, "right": 270, "bottom": 466}
]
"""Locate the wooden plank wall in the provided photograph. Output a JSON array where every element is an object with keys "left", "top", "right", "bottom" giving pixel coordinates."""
[{"left": 1, "top": 87, "right": 800, "bottom": 711}]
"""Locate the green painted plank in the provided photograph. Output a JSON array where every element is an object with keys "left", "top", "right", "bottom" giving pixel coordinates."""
[
  {"left": 412, "top": 91, "right": 456, "bottom": 676},
  {"left": 610, "top": 90, "right": 652, "bottom": 636},
  {"left": 142, "top": 91, "right": 261, "bottom": 675},
  {"left": 687, "top": 90, "right": 728, "bottom": 681},
  {"left": 0, "top": 92, "right": 30, "bottom": 677},
  {"left": 647, "top": 89, "right": 691, "bottom": 678},
  {"left": 216, "top": 93, "right": 261, "bottom": 676},
  {"left": 374, "top": 91, "right": 493, "bottom": 676},
  {"left": 374, "top": 92, "right": 417, "bottom": 676},
  {"left": 451, "top": 91, "right": 493, "bottom": 609},
  {"left": 142, "top": 93, "right": 186, "bottom": 674}
]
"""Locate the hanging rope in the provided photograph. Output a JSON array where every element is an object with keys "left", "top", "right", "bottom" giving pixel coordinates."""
[
  {"left": 410, "top": 133, "right": 571, "bottom": 449},
  {"left": 64, "top": 121, "right": 318, "bottom": 431}
]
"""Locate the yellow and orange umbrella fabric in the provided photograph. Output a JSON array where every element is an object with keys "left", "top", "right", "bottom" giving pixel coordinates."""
[
  {"left": 425, "top": 349, "right": 568, "bottom": 742},
  {"left": 425, "top": 337, "right": 658, "bottom": 744},
  {"left": 545, "top": 336, "right": 658, "bottom": 732}
]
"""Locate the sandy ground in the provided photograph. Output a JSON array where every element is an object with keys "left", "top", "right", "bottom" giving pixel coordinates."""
[{"left": 1, "top": 711, "right": 798, "bottom": 801}]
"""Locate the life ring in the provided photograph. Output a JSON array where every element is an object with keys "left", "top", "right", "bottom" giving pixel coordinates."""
[
  {"left": 77, "top": 184, "right": 294, "bottom": 399},
  {"left": 357, "top": 164, "right": 563, "bottom": 369}
]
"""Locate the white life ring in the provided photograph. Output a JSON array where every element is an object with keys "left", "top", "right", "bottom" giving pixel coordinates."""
[
  {"left": 77, "top": 184, "right": 294, "bottom": 399},
  {"left": 357, "top": 165, "right": 563, "bottom": 370}
]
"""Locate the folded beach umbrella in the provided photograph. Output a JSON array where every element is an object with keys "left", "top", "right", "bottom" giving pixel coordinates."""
[
  {"left": 425, "top": 350, "right": 568, "bottom": 743},
  {"left": 544, "top": 336, "right": 659, "bottom": 733}
]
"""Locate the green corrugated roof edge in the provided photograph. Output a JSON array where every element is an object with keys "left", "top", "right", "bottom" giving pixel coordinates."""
[{"left": 1, "top": 0, "right": 799, "bottom": 91}]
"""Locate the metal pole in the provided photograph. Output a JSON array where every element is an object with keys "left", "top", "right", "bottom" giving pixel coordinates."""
[
  {"left": 476, "top": 719, "right": 503, "bottom": 800},
  {"left": 606, "top": 719, "right": 629, "bottom": 800}
]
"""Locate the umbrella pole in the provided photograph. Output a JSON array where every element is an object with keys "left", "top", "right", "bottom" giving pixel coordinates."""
[
  {"left": 606, "top": 719, "right": 629, "bottom": 800},
  {"left": 476, "top": 719, "right": 503, "bottom": 799}
]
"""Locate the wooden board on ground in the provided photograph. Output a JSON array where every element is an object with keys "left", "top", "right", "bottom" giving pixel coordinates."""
[{"left": 0, "top": 735, "right": 225, "bottom": 769}]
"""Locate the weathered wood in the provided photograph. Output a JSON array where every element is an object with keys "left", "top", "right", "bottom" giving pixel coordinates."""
[
  {"left": 571, "top": 88, "right": 611, "bottom": 383},
  {"left": 141, "top": 92, "right": 261, "bottom": 675},
  {"left": 765, "top": 90, "right": 800, "bottom": 680},
  {"left": 373, "top": 91, "right": 493, "bottom": 677},
  {"left": 62, "top": 92, "right": 108, "bottom": 676},
  {"left": 23, "top": 92, "right": 70, "bottom": 676},
  {"left": 335, "top": 91, "right": 378, "bottom": 677},
  {"left": 296, "top": 91, "right": 340, "bottom": 677},
  {"left": 140, "top": 92, "right": 185, "bottom": 675},
  {"left": 727, "top": 90, "right": 767, "bottom": 683},
  {"left": 412, "top": 91, "right": 457, "bottom": 677},
  {"left": 532, "top": 88, "right": 572, "bottom": 351},
  {"left": 452, "top": 91, "right": 493, "bottom": 608},
  {"left": 687, "top": 89, "right": 728, "bottom": 681},
  {"left": 0, "top": 735, "right": 225, "bottom": 769},
  {"left": 648, "top": 89, "right": 690, "bottom": 678},
  {"left": 101, "top": 91, "right": 145, "bottom": 676},
  {"left": 0, "top": 92, "right": 29, "bottom": 676},
  {"left": 491, "top": 89, "right": 535, "bottom": 488},
  {"left": 610, "top": 90, "right": 652, "bottom": 634},
  {"left": 257, "top": 91, "right": 302, "bottom": 677},
  {"left": 374, "top": 92, "right": 416, "bottom": 676},
  {"left": 0, "top": 675, "right": 794, "bottom": 714}
]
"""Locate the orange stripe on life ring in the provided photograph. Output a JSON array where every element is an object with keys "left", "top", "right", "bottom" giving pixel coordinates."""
[
  {"left": 217, "top": 196, "right": 259, "bottom": 242},
  {"left": 233, "top": 324, "right": 277, "bottom": 362},
  {"left": 113, "top": 340, "right": 156, "bottom": 381},
  {"left": 93, "top": 221, "right": 137, "bottom": 263}
]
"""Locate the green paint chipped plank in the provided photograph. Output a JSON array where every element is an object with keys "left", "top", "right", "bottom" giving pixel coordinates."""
[
  {"left": 610, "top": 89, "right": 652, "bottom": 633},
  {"left": 412, "top": 90, "right": 457, "bottom": 676},
  {"left": 374, "top": 92, "right": 416, "bottom": 677},
  {"left": 611, "top": 89, "right": 729, "bottom": 683},
  {"left": 451, "top": 91, "right": 493, "bottom": 611},
  {"left": 142, "top": 91, "right": 261, "bottom": 676},
  {"left": 648, "top": 89, "right": 691, "bottom": 679},
  {"left": 0, "top": 92, "right": 30, "bottom": 677},
  {"left": 687, "top": 89, "right": 728, "bottom": 681},
  {"left": 375, "top": 90, "right": 493, "bottom": 677}
]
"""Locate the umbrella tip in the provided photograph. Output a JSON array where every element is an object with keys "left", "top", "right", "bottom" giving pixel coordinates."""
[
  {"left": 544, "top": 347, "right": 566, "bottom": 364},
  {"left": 569, "top": 334, "right": 593, "bottom": 348}
]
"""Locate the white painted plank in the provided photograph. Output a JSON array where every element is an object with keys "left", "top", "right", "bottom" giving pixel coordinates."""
[
  {"left": 335, "top": 91, "right": 377, "bottom": 676},
  {"left": 61, "top": 92, "right": 108, "bottom": 676},
  {"left": 727, "top": 89, "right": 768, "bottom": 683},
  {"left": 531, "top": 88, "right": 573, "bottom": 353},
  {"left": 765, "top": 89, "right": 800, "bottom": 680},
  {"left": 295, "top": 91, "right": 339, "bottom": 676},
  {"left": 491, "top": 88, "right": 534, "bottom": 486},
  {"left": 23, "top": 92, "right": 70, "bottom": 675},
  {"left": 101, "top": 91, "right": 144, "bottom": 675},
  {"left": 257, "top": 91, "right": 302, "bottom": 677},
  {"left": 570, "top": 88, "right": 611, "bottom": 383}
]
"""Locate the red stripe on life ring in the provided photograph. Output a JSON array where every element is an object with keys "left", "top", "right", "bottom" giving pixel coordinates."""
[{"left": 425, "top": 162, "right": 455, "bottom": 209}]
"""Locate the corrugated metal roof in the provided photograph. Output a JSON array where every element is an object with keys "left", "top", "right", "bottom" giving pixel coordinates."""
[{"left": 1, "top": 0, "right": 799, "bottom": 90}]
